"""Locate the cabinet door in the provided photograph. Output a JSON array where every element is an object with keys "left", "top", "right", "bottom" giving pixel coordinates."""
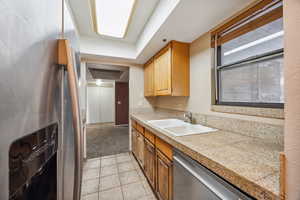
[
  {"left": 154, "top": 47, "right": 172, "bottom": 96},
  {"left": 131, "top": 129, "right": 137, "bottom": 157},
  {"left": 144, "top": 139, "right": 156, "bottom": 188},
  {"left": 144, "top": 59, "right": 155, "bottom": 96},
  {"left": 137, "top": 132, "right": 144, "bottom": 167},
  {"left": 156, "top": 150, "right": 173, "bottom": 200}
]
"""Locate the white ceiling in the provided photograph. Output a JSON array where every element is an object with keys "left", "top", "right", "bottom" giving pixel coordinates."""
[
  {"left": 69, "top": 0, "right": 159, "bottom": 43},
  {"left": 68, "top": 0, "right": 253, "bottom": 64},
  {"left": 122, "top": 0, "right": 160, "bottom": 43}
]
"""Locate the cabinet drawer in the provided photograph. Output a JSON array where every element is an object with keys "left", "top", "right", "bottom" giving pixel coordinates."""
[
  {"left": 145, "top": 129, "right": 155, "bottom": 144},
  {"left": 132, "top": 120, "right": 137, "bottom": 129},
  {"left": 136, "top": 123, "right": 144, "bottom": 135},
  {"left": 156, "top": 137, "right": 173, "bottom": 160}
]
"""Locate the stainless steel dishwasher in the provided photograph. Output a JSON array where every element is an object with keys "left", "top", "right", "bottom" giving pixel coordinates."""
[{"left": 173, "top": 149, "right": 254, "bottom": 200}]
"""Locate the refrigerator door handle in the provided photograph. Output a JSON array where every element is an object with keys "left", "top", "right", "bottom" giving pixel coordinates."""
[{"left": 58, "top": 39, "right": 83, "bottom": 200}]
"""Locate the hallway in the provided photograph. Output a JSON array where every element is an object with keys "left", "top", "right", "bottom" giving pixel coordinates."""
[{"left": 86, "top": 123, "right": 129, "bottom": 159}]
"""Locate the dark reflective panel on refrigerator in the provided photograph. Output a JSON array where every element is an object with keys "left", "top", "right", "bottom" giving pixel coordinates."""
[{"left": 9, "top": 123, "right": 58, "bottom": 200}]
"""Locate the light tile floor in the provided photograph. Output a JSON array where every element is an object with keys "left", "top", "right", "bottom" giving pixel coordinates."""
[{"left": 81, "top": 152, "right": 157, "bottom": 200}]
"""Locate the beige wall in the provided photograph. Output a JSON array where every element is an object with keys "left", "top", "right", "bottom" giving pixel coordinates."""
[
  {"left": 284, "top": 0, "right": 300, "bottom": 199},
  {"left": 153, "top": 33, "right": 284, "bottom": 125},
  {"left": 129, "top": 65, "right": 155, "bottom": 112}
]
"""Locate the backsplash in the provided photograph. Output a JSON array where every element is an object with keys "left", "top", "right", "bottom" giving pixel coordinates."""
[{"left": 204, "top": 115, "right": 284, "bottom": 145}]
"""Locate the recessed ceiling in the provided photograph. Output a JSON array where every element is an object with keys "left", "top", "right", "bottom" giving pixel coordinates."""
[
  {"left": 69, "top": 0, "right": 159, "bottom": 43},
  {"left": 87, "top": 63, "right": 129, "bottom": 82},
  {"left": 89, "top": 68, "right": 123, "bottom": 80},
  {"left": 68, "top": 0, "right": 254, "bottom": 64}
]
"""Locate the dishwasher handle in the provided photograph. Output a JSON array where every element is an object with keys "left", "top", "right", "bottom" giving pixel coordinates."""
[{"left": 174, "top": 155, "right": 231, "bottom": 200}]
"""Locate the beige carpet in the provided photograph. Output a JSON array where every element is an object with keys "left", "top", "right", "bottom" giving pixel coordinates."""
[{"left": 86, "top": 123, "right": 129, "bottom": 159}]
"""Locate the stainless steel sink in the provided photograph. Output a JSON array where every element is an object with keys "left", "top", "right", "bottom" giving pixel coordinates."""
[{"left": 147, "top": 119, "right": 217, "bottom": 136}]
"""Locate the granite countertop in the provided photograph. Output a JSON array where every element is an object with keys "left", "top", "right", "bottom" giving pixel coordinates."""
[{"left": 130, "top": 112, "right": 282, "bottom": 200}]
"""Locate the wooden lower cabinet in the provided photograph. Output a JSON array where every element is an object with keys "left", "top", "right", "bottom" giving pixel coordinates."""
[
  {"left": 132, "top": 125, "right": 145, "bottom": 167},
  {"left": 131, "top": 129, "right": 138, "bottom": 158},
  {"left": 156, "top": 150, "right": 173, "bottom": 200},
  {"left": 144, "top": 139, "right": 156, "bottom": 188},
  {"left": 131, "top": 122, "right": 173, "bottom": 200},
  {"left": 131, "top": 130, "right": 136, "bottom": 156},
  {"left": 136, "top": 131, "right": 145, "bottom": 167}
]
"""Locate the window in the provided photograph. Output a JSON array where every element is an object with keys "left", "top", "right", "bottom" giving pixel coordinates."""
[
  {"left": 212, "top": 0, "right": 284, "bottom": 108},
  {"left": 95, "top": 0, "right": 136, "bottom": 38}
]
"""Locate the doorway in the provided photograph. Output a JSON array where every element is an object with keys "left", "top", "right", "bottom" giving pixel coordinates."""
[{"left": 85, "top": 64, "right": 130, "bottom": 159}]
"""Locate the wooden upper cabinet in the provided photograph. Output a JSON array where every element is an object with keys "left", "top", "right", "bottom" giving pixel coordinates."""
[
  {"left": 170, "top": 41, "right": 190, "bottom": 96},
  {"left": 144, "top": 41, "right": 190, "bottom": 97},
  {"left": 144, "top": 58, "right": 155, "bottom": 96},
  {"left": 154, "top": 46, "right": 172, "bottom": 96}
]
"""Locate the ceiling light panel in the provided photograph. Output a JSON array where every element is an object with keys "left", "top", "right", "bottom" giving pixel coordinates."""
[{"left": 95, "top": 0, "right": 135, "bottom": 38}]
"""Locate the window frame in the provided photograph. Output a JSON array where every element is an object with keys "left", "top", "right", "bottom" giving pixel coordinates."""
[
  {"left": 216, "top": 48, "right": 284, "bottom": 109},
  {"left": 212, "top": 0, "right": 284, "bottom": 109}
]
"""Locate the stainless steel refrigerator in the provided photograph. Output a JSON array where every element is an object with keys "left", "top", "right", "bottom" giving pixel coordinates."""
[{"left": 0, "top": 0, "right": 83, "bottom": 200}]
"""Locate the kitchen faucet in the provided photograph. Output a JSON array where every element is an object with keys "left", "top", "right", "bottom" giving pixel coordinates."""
[{"left": 184, "top": 111, "right": 193, "bottom": 123}]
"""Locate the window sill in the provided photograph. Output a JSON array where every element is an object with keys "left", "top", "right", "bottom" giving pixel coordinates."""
[{"left": 211, "top": 105, "right": 284, "bottom": 119}]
